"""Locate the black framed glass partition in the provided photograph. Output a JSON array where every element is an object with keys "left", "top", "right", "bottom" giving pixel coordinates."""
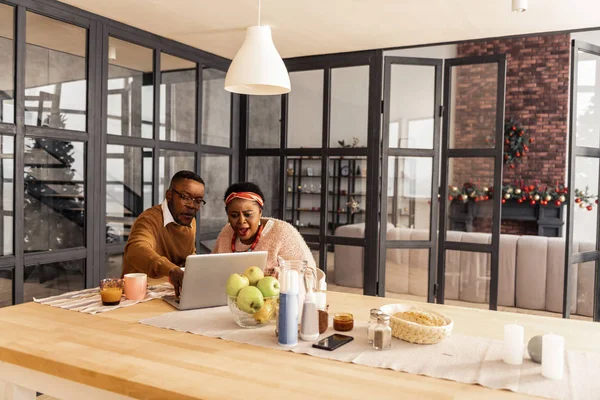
[
  {"left": 0, "top": 0, "right": 234, "bottom": 304},
  {"left": 244, "top": 51, "right": 382, "bottom": 295},
  {"left": 380, "top": 57, "right": 442, "bottom": 302},
  {"left": 438, "top": 55, "right": 507, "bottom": 310},
  {"left": 566, "top": 40, "right": 600, "bottom": 322}
]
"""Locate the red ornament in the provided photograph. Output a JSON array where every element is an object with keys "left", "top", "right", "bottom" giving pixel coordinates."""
[
  {"left": 529, "top": 138, "right": 534, "bottom": 143},
  {"left": 575, "top": 198, "right": 581, "bottom": 203},
  {"left": 587, "top": 205, "right": 593, "bottom": 211},
  {"left": 516, "top": 152, "right": 521, "bottom": 157},
  {"left": 524, "top": 146, "right": 529, "bottom": 151},
  {"left": 504, "top": 154, "right": 509, "bottom": 160},
  {"left": 502, "top": 199, "right": 506, "bottom": 204},
  {"left": 529, "top": 185, "right": 535, "bottom": 191},
  {"left": 512, "top": 126, "right": 516, "bottom": 131},
  {"left": 518, "top": 199, "right": 523, "bottom": 204},
  {"left": 596, "top": 200, "right": 599, "bottom": 205},
  {"left": 505, "top": 139, "right": 510, "bottom": 144},
  {"left": 485, "top": 196, "right": 489, "bottom": 200},
  {"left": 518, "top": 132, "right": 523, "bottom": 137},
  {"left": 448, "top": 195, "right": 454, "bottom": 201},
  {"left": 510, "top": 164, "right": 515, "bottom": 169},
  {"left": 555, "top": 200, "right": 562, "bottom": 206},
  {"left": 530, "top": 200, "right": 536, "bottom": 205}
]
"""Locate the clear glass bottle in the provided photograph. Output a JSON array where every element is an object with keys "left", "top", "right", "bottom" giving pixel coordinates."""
[
  {"left": 367, "top": 308, "right": 382, "bottom": 344},
  {"left": 373, "top": 314, "right": 392, "bottom": 350}
]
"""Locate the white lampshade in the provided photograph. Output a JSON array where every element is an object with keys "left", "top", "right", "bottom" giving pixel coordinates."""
[
  {"left": 512, "top": 0, "right": 527, "bottom": 12},
  {"left": 225, "top": 26, "right": 291, "bottom": 95}
]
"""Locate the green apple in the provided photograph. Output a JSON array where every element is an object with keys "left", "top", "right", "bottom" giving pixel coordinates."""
[
  {"left": 243, "top": 266, "right": 264, "bottom": 286},
  {"left": 256, "top": 276, "right": 280, "bottom": 297},
  {"left": 225, "top": 273, "right": 249, "bottom": 297},
  {"left": 236, "top": 286, "right": 264, "bottom": 314}
]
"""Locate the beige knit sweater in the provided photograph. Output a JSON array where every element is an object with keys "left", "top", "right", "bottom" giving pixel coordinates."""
[{"left": 212, "top": 218, "right": 316, "bottom": 273}]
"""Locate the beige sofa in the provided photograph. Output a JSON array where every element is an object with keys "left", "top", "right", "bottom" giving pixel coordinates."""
[{"left": 334, "top": 224, "right": 594, "bottom": 317}]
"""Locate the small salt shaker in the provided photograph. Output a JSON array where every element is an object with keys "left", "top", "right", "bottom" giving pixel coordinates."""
[{"left": 373, "top": 314, "right": 392, "bottom": 350}]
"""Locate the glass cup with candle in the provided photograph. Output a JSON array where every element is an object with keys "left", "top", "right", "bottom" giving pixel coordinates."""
[{"left": 100, "top": 278, "right": 124, "bottom": 306}]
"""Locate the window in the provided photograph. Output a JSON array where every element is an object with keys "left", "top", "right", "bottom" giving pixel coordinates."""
[
  {"left": 161, "top": 53, "right": 196, "bottom": 143},
  {"left": 107, "top": 37, "right": 154, "bottom": 138},
  {"left": 0, "top": 4, "right": 14, "bottom": 125},
  {"left": 25, "top": 12, "right": 87, "bottom": 131},
  {"left": 24, "top": 138, "right": 85, "bottom": 252}
]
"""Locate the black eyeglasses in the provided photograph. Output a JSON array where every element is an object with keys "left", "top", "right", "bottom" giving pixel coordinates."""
[{"left": 170, "top": 188, "right": 206, "bottom": 208}]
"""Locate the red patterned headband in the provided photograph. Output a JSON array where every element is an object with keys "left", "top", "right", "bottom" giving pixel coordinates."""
[{"left": 225, "top": 192, "right": 264, "bottom": 207}]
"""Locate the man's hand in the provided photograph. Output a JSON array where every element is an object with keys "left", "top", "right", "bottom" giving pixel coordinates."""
[{"left": 168, "top": 267, "right": 184, "bottom": 297}]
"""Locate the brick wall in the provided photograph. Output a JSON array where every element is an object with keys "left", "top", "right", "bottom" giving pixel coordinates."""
[
  {"left": 457, "top": 34, "right": 571, "bottom": 185},
  {"left": 455, "top": 34, "right": 571, "bottom": 236}
]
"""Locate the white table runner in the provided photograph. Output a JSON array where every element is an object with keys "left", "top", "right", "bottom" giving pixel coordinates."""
[
  {"left": 140, "top": 306, "right": 600, "bottom": 400},
  {"left": 33, "top": 283, "right": 174, "bottom": 314}
]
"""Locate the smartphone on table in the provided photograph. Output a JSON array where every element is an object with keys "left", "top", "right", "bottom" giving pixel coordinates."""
[{"left": 312, "top": 334, "right": 354, "bottom": 351}]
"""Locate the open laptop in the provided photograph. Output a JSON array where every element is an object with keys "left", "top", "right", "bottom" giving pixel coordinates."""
[{"left": 163, "top": 251, "right": 268, "bottom": 311}]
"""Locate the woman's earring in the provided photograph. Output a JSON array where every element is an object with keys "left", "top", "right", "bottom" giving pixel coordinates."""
[{"left": 258, "top": 220, "right": 261, "bottom": 226}]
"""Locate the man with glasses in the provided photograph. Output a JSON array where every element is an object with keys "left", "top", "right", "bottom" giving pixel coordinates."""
[{"left": 122, "top": 170, "right": 205, "bottom": 297}]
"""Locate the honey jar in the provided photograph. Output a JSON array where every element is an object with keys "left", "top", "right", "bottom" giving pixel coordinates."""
[{"left": 333, "top": 312, "right": 354, "bottom": 332}]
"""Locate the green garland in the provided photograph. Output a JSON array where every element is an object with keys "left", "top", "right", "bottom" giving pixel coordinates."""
[
  {"left": 500, "top": 183, "right": 567, "bottom": 206},
  {"left": 504, "top": 118, "right": 534, "bottom": 169},
  {"left": 574, "top": 186, "right": 598, "bottom": 211},
  {"left": 448, "top": 182, "right": 491, "bottom": 203},
  {"left": 448, "top": 182, "right": 576, "bottom": 207}
]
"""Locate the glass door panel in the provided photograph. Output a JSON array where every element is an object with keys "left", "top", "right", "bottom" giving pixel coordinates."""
[
  {"left": 438, "top": 55, "right": 506, "bottom": 310},
  {"left": 380, "top": 57, "right": 442, "bottom": 302}
]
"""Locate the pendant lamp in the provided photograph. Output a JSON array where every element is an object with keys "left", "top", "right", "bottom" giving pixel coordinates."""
[
  {"left": 224, "top": 0, "right": 290, "bottom": 95},
  {"left": 512, "top": 0, "right": 527, "bottom": 12}
]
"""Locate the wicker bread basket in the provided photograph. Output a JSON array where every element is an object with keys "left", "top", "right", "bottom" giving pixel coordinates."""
[{"left": 380, "top": 303, "right": 453, "bottom": 345}]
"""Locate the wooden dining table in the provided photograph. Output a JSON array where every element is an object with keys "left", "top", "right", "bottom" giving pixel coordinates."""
[{"left": 0, "top": 288, "right": 598, "bottom": 400}]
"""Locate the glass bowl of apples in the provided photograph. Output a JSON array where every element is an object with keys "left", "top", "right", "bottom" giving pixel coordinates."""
[
  {"left": 227, "top": 294, "right": 279, "bottom": 328},
  {"left": 226, "top": 267, "right": 280, "bottom": 329}
]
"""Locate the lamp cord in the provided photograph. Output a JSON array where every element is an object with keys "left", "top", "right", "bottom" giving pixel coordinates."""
[{"left": 258, "top": 0, "right": 261, "bottom": 26}]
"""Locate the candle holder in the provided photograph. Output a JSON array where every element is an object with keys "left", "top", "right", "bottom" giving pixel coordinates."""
[{"left": 503, "top": 323, "right": 524, "bottom": 365}]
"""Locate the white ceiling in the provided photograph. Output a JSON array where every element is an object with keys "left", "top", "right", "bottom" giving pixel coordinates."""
[{"left": 57, "top": 0, "right": 600, "bottom": 59}]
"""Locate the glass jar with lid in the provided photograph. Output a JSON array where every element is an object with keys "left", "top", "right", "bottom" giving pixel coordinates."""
[
  {"left": 373, "top": 313, "right": 392, "bottom": 350},
  {"left": 367, "top": 308, "right": 383, "bottom": 344}
]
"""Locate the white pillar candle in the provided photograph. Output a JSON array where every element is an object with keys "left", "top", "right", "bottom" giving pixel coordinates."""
[
  {"left": 503, "top": 324, "right": 524, "bottom": 365},
  {"left": 542, "top": 333, "right": 565, "bottom": 380}
]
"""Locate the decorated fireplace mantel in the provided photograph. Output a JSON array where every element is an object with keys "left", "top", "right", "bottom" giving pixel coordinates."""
[{"left": 449, "top": 200, "right": 564, "bottom": 237}]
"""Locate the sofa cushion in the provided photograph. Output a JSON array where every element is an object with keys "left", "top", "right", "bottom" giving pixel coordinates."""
[
  {"left": 498, "top": 234, "right": 519, "bottom": 307},
  {"left": 576, "top": 241, "right": 595, "bottom": 317},
  {"left": 332, "top": 224, "right": 365, "bottom": 288},
  {"left": 459, "top": 232, "right": 491, "bottom": 303},
  {"left": 408, "top": 229, "right": 429, "bottom": 296},
  {"left": 516, "top": 236, "right": 548, "bottom": 310},
  {"left": 385, "top": 227, "right": 412, "bottom": 294},
  {"left": 444, "top": 231, "right": 464, "bottom": 300},
  {"left": 545, "top": 238, "right": 578, "bottom": 314}
]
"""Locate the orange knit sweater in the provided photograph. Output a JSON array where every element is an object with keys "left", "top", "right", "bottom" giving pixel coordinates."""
[{"left": 122, "top": 205, "right": 196, "bottom": 278}]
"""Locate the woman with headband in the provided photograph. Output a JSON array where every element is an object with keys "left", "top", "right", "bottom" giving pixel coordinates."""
[{"left": 212, "top": 182, "right": 316, "bottom": 275}]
